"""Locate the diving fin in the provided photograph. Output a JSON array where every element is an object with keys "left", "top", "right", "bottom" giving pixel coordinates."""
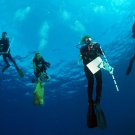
[
  {"left": 16, "top": 68, "right": 24, "bottom": 78},
  {"left": 87, "top": 101, "right": 97, "bottom": 128},
  {"left": 94, "top": 103, "right": 107, "bottom": 130},
  {"left": 2, "top": 65, "right": 10, "bottom": 73}
]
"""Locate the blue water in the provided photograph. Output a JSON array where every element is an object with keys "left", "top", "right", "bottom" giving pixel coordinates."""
[{"left": 0, "top": 0, "right": 135, "bottom": 135}]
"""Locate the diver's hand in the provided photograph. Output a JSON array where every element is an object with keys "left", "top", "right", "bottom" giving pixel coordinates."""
[{"left": 38, "top": 77, "right": 41, "bottom": 81}]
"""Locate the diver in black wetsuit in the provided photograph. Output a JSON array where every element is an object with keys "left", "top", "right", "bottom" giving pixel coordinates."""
[
  {"left": 79, "top": 35, "right": 106, "bottom": 130},
  {"left": 80, "top": 35, "right": 103, "bottom": 104},
  {"left": 32, "top": 52, "right": 50, "bottom": 82},
  {"left": 132, "top": 22, "right": 135, "bottom": 38},
  {"left": 0, "top": 32, "right": 23, "bottom": 77}
]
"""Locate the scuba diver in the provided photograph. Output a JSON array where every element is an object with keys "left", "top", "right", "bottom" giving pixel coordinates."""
[
  {"left": 32, "top": 52, "right": 51, "bottom": 82},
  {"left": 78, "top": 35, "right": 107, "bottom": 130},
  {"left": 0, "top": 32, "right": 24, "bottom": 78},
  {"left": 32, "top": 52, "right": 51, "bottom": 106},
  {"left": 132, "top": 22, "right": 135, "bottom": 38}
]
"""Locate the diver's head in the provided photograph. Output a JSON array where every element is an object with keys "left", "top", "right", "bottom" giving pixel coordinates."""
[
  {"left": 2, "top": 32, "right": 7, "bottom": 39},
  {"left": 80, "top": 35, "right": 92, "bottom": 45},
  {"left": 35, "top": 52, "right": 42, "bottom": 60}
]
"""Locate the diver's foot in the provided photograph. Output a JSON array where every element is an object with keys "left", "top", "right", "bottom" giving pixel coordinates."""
[
  {"left": 88, "top": 98, "right": 93, "bottom": 105},
  {"left": 94, "top": 101, "right": 100, "bottom": 106},
  {"left": 2, "top": 65, "right": 10, "bottom": 73},
  {"left": 94, "top": 97, "right": 100, "bottom": 105}
]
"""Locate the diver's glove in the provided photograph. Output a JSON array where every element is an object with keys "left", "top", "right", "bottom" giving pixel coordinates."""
[{"left": 98, "top": 61, "right": 114, "bottom": 74}]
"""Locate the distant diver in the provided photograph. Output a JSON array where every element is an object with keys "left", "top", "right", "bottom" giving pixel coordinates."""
[
  {"left": 132, "top": 22, "right": 135, "bottom": 38},
  {"left": 126, "top": 54, "right": 135, "bottom": 75},
  {"left": 32, "top": 52, "right": 51, "bottom": 106},
  {"left": 78, "top": 35, "right": 107, "bottom": 129},
  {"left": 32, "top": 52, "right": 51, "bottom": 83},
  {"left": 0, "top": 32, "right": 24, "bottom": 78}
]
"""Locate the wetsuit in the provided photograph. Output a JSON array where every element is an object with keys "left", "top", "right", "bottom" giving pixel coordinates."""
[
  {"left": 0, "top": 38, "right": 18, "bottom": 69},
  {"left": 80, "top": 42, "right": 103, "bottom": 103},
  {"left": 33, "top": 57, "right": 50, "bottom": 79}
]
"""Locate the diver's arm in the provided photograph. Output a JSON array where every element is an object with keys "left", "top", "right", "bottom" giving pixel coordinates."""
[
  {"left": 96, "top": 43, "right": 104, "bottom": 55},
  {"left": 0, "top": 39, "right": 10, "bottom": 54},
  {"left": 0, "top": 44, "right": 4, "bottom": 54},
  {"left": 0, "top": 51, "right": 8, "bottom": 54},
  {"left": 33, "top": 62, "right": 37, "bottom": 73},
  {"left": 42, "top": 58, "right": 51, "bottom": 68},
  {"left": 5, "top": 39, "right": 10, "bottom": 54}
]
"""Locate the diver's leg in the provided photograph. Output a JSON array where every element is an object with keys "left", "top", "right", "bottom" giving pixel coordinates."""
[
  {"left": 7, "top": 52, "right": 18, "bottom": 69},
  {"left": 3, "top": 54, "right": 10, "bottom": 67},
  {"left": 94, "top": 70, "right": 106, "bottom": 130},
  {"left": 95, "top": 70, "right": 102, "bottom": 104},
  {"left": 2, "top": 54, "right": 10, "bottom": 72},
  {"left": 7, "top": 52, "right": 24, "bottom": 77},
  {"left": 84, "top": 66, "right": 94, "bottom": 103}
]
